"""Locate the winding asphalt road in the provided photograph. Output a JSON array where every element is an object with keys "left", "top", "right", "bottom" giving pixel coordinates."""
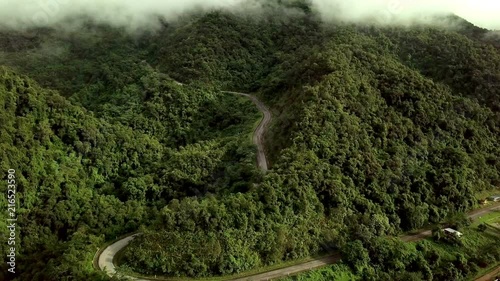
[
  {"left": 235, "top": 204, "right": 500, "bottom": 281},
  {"left": 231, "top": 255, "right": 341, "bottom": 281},
  {"left": 98, "top": 234, "right": 144, "bottom": 280},
  {"left": 97, "top": 204, "right": 500, "bottom": 280},
  {"left": 222, "top": 91, "right": 271, "bottom": 172},
  {"left": 97, "top": 90, "right": 271, "bottom": 279},
  {"left": 95, "top": 78, "right": 499, "bottom": 281}
]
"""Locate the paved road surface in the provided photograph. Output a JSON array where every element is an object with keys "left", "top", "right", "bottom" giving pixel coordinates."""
[
  {"left": 156, "top": 77, "right": 271, "bottom": 172},
  {"left": 96, "top": 90, "right": 272, "bottom": 280},
  {"left": 223, "top": 91, "right": 271, "bottom": 172},
  {"left": 231, "top": 255, "right": 340, "bottom": 281},
  {"left": 98, "top": 67, "right": 499, "bottom": 281},
  {"left": 98, "top": 233, "right": 145, "bottom": 280},
  {"left": 157, "top": 80, "right": 271, "bottom": 172}
]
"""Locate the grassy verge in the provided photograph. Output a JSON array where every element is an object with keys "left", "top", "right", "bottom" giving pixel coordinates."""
[
  {"left": 475, "top": 189, "right": 500, "bottom": 200},
  {"left": 217, "top": 93, "right": 262, "bottom": 145},
  {"left": 112, "top": 243, "right": 128, "bottom": 267},
  {"left": 104, "top": 204, "right": 500, "bottom": 280},
  {"left": 248, "top": 107, "right": 263, "bottom": 144},
  {"left": 241, "top": 93, "right": 266, "bottom": 146},
  {"left": 421, "top": 224, "right": 499, "bottom": 280},
  {"left": 471, "top": 210, "right": 500, "bottom": 227}
]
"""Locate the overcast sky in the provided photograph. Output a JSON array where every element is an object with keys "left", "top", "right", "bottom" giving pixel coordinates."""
[
  {"left": 313, "top": 0, "right": 500, "bottom": 29},
  {"left": 0, "top": 0, "right": 499, "bottom": 30},
  {"left": 451, "top": 0, "right": 500, "bottom": 29}
]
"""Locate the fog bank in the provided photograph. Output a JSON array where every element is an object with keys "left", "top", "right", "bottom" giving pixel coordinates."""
[{"left": 0, "top": 0, "right": 499, "bottom": 30}]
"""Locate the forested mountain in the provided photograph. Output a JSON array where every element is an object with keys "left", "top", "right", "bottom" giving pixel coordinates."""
[
  {"left": 0, "top": 1, "right": 499, "bottom": 280},
  {"left": 0, "top": 47, "right": 260, "bottom": 280}
]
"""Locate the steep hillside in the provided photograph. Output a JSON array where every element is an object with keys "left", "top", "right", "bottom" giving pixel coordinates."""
[
  {"left": 0, "top": 64, "right": 260, "bottom": 280},
  {"left": 0, "top": 66, "right": 154, "bottom": 280},
  {"left": 121, "top": 11, "right": 499, "bottom": 279}
]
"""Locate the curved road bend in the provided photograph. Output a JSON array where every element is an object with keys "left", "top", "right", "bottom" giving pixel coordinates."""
[
  {"left": 97, "top": 91, "right": 272, "bottom": 279},
  {"left": 222, "top": 91, "right": 271, "bottom": 172},
  {"left": 96, "top": 78, "right": 499, "bottom": 281},
  {"left": 162, "top": 78, "right": 270, "bottom": 171},
  {"left": 98, "top": 233, "right": 145, "bottom": 280},
  {"left": 154, "top": 80, "right": 270, "bottom": 172}
]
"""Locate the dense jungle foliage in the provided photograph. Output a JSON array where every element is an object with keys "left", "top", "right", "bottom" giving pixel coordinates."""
[
  {"left": 0, "top": 1, "right": 499, "bottom": 280},
  {"left": 282, "top": 232, "right": 500, "bottom": 281}
]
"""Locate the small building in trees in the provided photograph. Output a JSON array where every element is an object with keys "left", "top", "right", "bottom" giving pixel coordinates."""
[{"left": 444, "top": 228, "right": 463, "bottom": 238}]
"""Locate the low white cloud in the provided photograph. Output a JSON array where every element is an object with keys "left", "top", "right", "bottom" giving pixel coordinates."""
[
  {"left": 0, "top": 0, "right": 246, "bottom": 30},
  {"left": 312, "top": 0, "right": 500, "bottom": 29},
  {"left": 0, "top": 0, "right": 499, "bottom": 30}
]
